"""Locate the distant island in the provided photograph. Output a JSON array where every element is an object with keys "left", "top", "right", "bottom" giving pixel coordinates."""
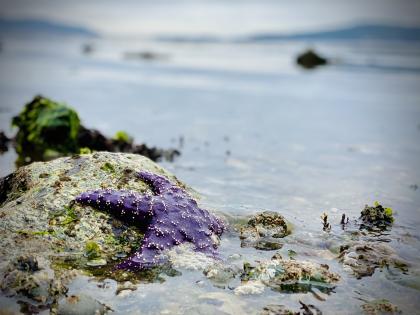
[
  {"left": 0, "top": 17, "right": 98, "bottom": 38},
  {"left": 243, "top": 24, "right": 420, "bottom": 42},
  {"left": 153, "top": 24, "right": 420, "bottom": 44}
]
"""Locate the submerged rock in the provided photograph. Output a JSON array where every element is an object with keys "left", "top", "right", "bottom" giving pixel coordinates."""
[
  {"left": 0, "top": 152, "right": 195, "bottom": 308},
  {"left": 204, "top": 262, "right": 241, "bottom": 289},
  {"left": 240, "top": 211, "right": 290, "bottom": 250},
  {"left": 360, "top": 202, "right": 394, "bottom": 230},
  {"left": 296, "top": 50, "right": 328, "bottom": 69},
  {"left": 261, "top": 301, "right": 322, "bottom": 315},
  {"left": 235, "top": 254, "right": 339, "bottom": 295},
  {"left": 338, "top": 241, "right": 408, "bottom": 279},
  {"left": 0, "top": 255, "right": 68, "bottom": 305},
  {"left": 57, "top": 294, "right": 111, "bottom": 315},
  {"left": 0, "top": 131, "right": 11, "bottom": 153},
  {"left": 361, "top": 299, "right": 401, "bottom": 315},
  {"left": 124, "top": 51, "right": 167, "bottom": 61}
]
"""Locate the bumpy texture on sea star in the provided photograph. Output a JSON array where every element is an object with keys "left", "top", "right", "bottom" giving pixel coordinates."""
[{"left": 75, "top": 171, "right": 225, "bottom": 270}]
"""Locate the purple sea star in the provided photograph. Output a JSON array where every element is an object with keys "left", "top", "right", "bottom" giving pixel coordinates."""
[{"left": 75, "top": 171, "right": 225, "bottom": 270}]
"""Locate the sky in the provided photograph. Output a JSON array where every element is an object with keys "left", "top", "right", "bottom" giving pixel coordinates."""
[{"left": 1, "top": 0, "right": 420, "bottom": 36}]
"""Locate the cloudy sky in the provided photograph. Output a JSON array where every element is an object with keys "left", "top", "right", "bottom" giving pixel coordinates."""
[{"left": 1, "top": 0, "right": 420, "bottom": 36}]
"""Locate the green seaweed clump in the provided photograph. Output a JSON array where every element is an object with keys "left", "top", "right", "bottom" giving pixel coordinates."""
[
  {"left": 12, "top": 95, "right": 81, "bottom": 165},
  {"left": 113, "top": 131, "right": 133, "bottom": 144},
  {"left": 360, "top": 202, "right": 394, "bottom": 230}
]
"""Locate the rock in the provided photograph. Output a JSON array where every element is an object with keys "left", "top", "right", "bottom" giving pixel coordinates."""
[
  {"left": 124, "top": 51, "right": 167, "bottom": 61},
  {"left": 240, "top": 211, "right": 290, "bottom": 250},
  {"left": 296, "top": 50, "right": 328, "bottom": 69},
  {"left": 361, "top": 299, "right": 401, "bottom": 315},
  {"left": 260, "top": 304, "right": 299, "bottom": 315},
  {"left": 0, "top": 255, "right": 67, "bottom": 305},
  {"left": 57, "top": 294, "right": 110, "bottom": 315},
  {"left": 204, "top": 263, "right": 241, "bottom": 289},
  {"left": 166, "top": 243, "right": 216, "bottom": 271},
  {"left": 0, "top": 152, "right": 184, "bottom": 305},
  {"left": 338, "top": 241, "right": 408, "bottom": 279},
  {"left": 234, "top": 280, "right": 265, "bottom": 295},
  {"left": 360, "top": 202, "right": 394, "bottom": 230},
  {"left": 0, "top": 131, "right": 10, "bottom": 154},
  {"left": 116, "top": 281, "right": 137, "bottom": 296},
  {"left": 236, "top": 255, "right": 339, "bottom": 295},
  {"left": 86, "top": 259, "right": 107, "bottom": 267},
  {"left": 260, "top": 301, "right": 322, "bottom": 315}
]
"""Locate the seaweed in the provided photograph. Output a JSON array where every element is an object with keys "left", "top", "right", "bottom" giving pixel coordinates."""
[
  {"left": 360, "top": 202, "right": 394, "bottom": 231},
  {"left": 12, "top": 95, "right": 81, "bottom": 165}
]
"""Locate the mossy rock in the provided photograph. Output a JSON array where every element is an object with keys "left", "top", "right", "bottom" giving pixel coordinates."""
[
  {"left": 240, "top": 211, "right": 290, "bottom": 250},
  {"left": 0, "top": 152, "right": 185, "bottom": 304},
  {"left": 338, "top": 241, "right": 408, "bottom": 279},
  {"left": 237, "top": 255, "right": 339, "bottom": 294}
]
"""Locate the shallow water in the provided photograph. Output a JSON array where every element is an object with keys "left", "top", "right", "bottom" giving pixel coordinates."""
[{"left": 1, "top": 31, "right": 420, "bottom": 313}]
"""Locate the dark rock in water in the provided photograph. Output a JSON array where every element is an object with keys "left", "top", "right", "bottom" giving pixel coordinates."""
[
  {"left": 261, "top": 304, "right": 300, "bottom": 315},
  {"left": 359, "top": 202, "right": 394, "bottom": 230},
  {"left": 77, "top": 126, "right": 110, "bottom": 151},
  {"left": 338, "top": 241, "right": 408, "bottom": 279},
  {"left": 0, "top": 131, "right": 10, "bottom": 153},
  {"left": 261, "top": 302, "right": 322, "bottom": 315},
  {"left": 296, "top": 50, "right": 328, "bottom": 69},
  {"left": 124, "top": 51, "right": 167, "bottom": 61},
  {"left": 409, "top": 184, "right": 418, "bottom": 191},
  {"left": 240, "top": 211, "right": 290, "bottom": 250},
  {"left": 11, "top": 95, "right": 180, "bottom": 164},
  {"left": 81, "top": 43, "right": 94, "bottom": 55}
]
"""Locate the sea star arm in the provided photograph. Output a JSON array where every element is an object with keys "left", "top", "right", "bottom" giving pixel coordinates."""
[
  {"left": 137, "top": 171, "right": 183, "bottom": 195},
  {"left": 116, "top": 217, "right": 172, "bottom": 270},
  {"left": 75, "top": 189, "right": 154, "bottom": 225}
]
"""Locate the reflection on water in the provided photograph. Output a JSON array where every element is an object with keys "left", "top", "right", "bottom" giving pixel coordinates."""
[{"left": 1, "top": 29, "right": 420, "bottom": 314}]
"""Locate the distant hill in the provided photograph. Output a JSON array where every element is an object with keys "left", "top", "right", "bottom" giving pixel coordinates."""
[
  {"left": 244, "top": 24, "right": 420, "bottom": 42},
  {"left": 0, "top": 18, "right": 98, "bottom": 38}
]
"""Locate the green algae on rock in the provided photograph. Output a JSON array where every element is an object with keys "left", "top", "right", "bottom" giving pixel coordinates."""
[
  {"left": 12, "top": 95, "right": 81, "bottom": 165},
  {"left": 0, "top": 152, "right": 185, "bottom": 309},
  {"left": 240, "top": 211, "right": 290, "bottom": 250}
]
